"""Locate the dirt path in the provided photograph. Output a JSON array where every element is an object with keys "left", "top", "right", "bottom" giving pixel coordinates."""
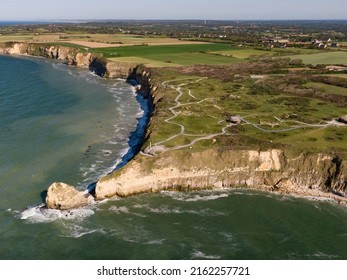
[
  {"left": 143, "top": 77, "right": 233, "bottom": 156},
  {"left": 141, "top": 77, "right": 343, "bottom": 157}
]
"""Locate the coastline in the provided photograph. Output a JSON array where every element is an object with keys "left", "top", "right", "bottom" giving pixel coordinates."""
[
  {"left": 1, "top": 42, "right": 346, "bottom": 210},
  {"left": 95, "top": 148, "right": 347, "bottom": 208}
]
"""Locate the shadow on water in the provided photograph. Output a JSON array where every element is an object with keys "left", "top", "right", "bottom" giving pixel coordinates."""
[
  {"left": 86, "top": 90, "right": 152, "bottom": 195},
  {"left": 113, "top": 94, "right": 151, "bottom": 170},
  {"left": 40, "top": 190, "right": 47, "bottom": 204}
]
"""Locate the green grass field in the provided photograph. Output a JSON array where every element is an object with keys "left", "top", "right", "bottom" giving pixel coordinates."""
[
  {"left": 209, "top": 48, "right": 272, "bottom": 59},
  {"left": 305, "top": 82, "right": 347, "bottom": 96},
  {"left": 97, "top": 44, "right": 232, "bottom": 57},
  {"left": 286, "top": 51, "right": 347, "bottom": 65},
  {"left": 99, "top": 44, "right": 344, "bottom": 67},
  {"left": 96, "top": 44, "right": 241, "bottom": 66},
  {"left": 146, "top": 67, "right": 347, "bottom": 158},
  {"left": 0, "top": 35, "right": 34, "bottom": 42}
]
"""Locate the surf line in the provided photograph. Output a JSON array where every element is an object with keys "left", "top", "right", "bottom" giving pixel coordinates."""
[{"left": 86, "top": 67, "right": 155, "bottom": 196}]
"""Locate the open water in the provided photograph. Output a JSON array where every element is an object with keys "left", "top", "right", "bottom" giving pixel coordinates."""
[{"left": 1, "top": 55, "right": 347, "bottom": 260}]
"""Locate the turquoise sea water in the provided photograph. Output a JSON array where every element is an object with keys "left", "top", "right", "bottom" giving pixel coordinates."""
[{"left": 1, "top": 55, "right": 347, "bottom": 260}]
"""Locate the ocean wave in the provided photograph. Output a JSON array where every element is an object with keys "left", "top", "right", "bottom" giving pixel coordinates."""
[
  {"left": 51, "top": 62, "right": 71, "bottom": 73},
  {"left": 191, "top": 249, "right": 221, "bottom": 260},
  {"left": 20, "top": 206, "right": 95, "bottom": 224},
  {"left": 162, "top": 191, "right": 230, "bottom": 202},
  {"left": 218, "top": 232, "right": 234, "bottom": 241},
  {"left": 109, "top": 206, "right": 130, "bottom": 214},
  {"left": 109, "top": 205, "right": 146, "bottom": 217},
  {"left": 143, "top": 239, "right": 166, "bottom": 245},
  {"left": 60, "top": 224, "right": 106, "bottom": 238},
  {"left": 128, "top": 204, "right": 225, "bottom": 217}
]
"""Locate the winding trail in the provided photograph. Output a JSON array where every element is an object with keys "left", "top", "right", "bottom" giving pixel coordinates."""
[
  {"left": 143, "top": 77, "right": 232, "bottom": 156},
  {"left": 142, "top": 77, "right": 343, "bottom": 156}
]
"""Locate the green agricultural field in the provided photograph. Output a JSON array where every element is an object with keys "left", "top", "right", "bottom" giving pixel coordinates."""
[
  {"left": 109, "top": 57, "right": 181, "bottom": 67},
  {"left": 209, "top": 48, "right": 271, "bottom": 59},
  {"left": 97, "top": 44, "right": 233, "bottom": 57},
  {"left": 286, "top": 51, "right": 347, "bottom": 65},
  {"left": 0, "top": 35, "right": 34, "bottom": 42},
  {"left": 97, "top": 43, "right": 241, "bottom": 66},
  {"left": 211, "top": 47, "right": 323, "bottom": 59}
]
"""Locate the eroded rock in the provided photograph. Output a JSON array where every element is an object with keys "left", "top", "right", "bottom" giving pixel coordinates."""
[{"left": 46, "top": 182, "right": 93, "bottom": 210}]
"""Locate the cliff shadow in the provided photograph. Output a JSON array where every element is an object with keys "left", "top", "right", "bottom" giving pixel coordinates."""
[{"left": 112, "top": 93, "right": 152, "bottom": 171}]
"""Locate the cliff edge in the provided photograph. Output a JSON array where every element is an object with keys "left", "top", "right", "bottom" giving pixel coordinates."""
[{"left": 95, "top": 148, "right": 347, "bottom": 205}]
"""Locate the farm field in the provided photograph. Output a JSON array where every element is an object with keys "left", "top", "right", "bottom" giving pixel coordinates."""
[
  {"left": 285, "top": 51, "right": 347, "bottom": 65},
  {"left": 0, "top": 35, "right": 34, "bottom": 42},
  {"left": 209, "top": 48, "right": 272, "bottom": 59},
  {"left": 0, "top": 33, "right": 209, "bottom": 48},
  {"left": 97, "top": 44, "right": 241, "bottom": 66}
]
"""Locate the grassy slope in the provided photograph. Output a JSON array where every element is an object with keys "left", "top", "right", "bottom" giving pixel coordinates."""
[
  {"left": 104, "top": 43, "right": 346, "bottom": 159},
  {"left": 145, "top": 67, "right": 347, "bottom": 159},
  {"left": 285, "top": 51, "right": 347, "bottom": 65},
  {"left": 305, "top": 82, "right": 347, "bottom": 96}
]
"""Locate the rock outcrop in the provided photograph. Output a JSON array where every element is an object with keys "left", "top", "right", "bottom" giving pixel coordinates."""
[
  {"left": 45, "top": 182, "right": 93, "bottom": 210},
  {"left": 0, "top": 43, "right": 153, "bottom": 81},
  {"left": 106, "top": 61, "right": 138, "bottom": 78},
  {"left": 0, "top": 42, "right": 109, "bottom": 76}
]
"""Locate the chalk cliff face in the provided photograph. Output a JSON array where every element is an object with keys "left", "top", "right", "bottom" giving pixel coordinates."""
[
  {"left": 106, "top": 61, "right": 137, "bottom": 78},
  {"left": 0, "top": 43, "right": 146, "bottom": 79},
  {"left": 0, "top": 42, "right": 71, "bottom": 59},
  {"left": 0, "top": 42, "right": 110, "bottom": 76},
  {"left": 95, "top": 149, "right": 347, "bottom": 205}
]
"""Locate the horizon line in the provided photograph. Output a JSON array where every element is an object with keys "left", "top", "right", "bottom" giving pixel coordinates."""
[{"left": 1, "top": 18, "right": 347, "bottom": 23}]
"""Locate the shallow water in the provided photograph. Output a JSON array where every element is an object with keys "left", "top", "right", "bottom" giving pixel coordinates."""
[{"left": 1, "top": 55, "right": 347, "bottom": 260}]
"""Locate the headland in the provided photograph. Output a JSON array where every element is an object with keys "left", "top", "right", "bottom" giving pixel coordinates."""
[{"left": 1, "top": 20, "right": 347, "bottom": 209}]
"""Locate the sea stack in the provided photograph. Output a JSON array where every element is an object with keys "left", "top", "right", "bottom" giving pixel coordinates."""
[{"left": 45, "top": 182, "right": 93, "bottom": 210}]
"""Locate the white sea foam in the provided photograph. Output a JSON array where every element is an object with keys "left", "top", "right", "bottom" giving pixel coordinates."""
[
  {"left": 61, "top": 224, "right": 106, "bottom": 238},
  {"left": 219, "top": 232, "right": 234, "bottom": 241},
  {"left": 130, "top": 204, "right": 224, "bottom": 217},
  {"left": 109, "top": 205, "right": 146, "bottom": 217},
  {"left": 144, "top": 239, "right": 166, "bottom": 245},
  {"left": 191, "top": 250, "right": 221, "bottom": 260},
  {"left": 20, "top": 206, "right": 95, "bottom": 224},
  {"left": 136, "top": 110, "right": 144, "bottom": 118},
  {"left": 163, "top": 191, "right": 230, "bottom": 202},
  {"left": 109, "top": 206, "right": 130, "bottom": 214},
  {"left": 307, "top": 252, "right": 339, "bottom": 259}
]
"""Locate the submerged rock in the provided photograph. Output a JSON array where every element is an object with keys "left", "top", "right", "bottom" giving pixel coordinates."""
[{"left": 46, "top": 182, "right": 93, "bottom": 210}]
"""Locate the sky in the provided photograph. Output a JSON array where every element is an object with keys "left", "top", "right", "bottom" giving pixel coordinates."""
[{"left": 0, "top": 0, "right": 346, "bottom": 21}]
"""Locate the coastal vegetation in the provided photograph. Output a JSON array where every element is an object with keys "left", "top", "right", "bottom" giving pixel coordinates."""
[{"left": 1, "top": 20, "right": 347, "bottom": 208}]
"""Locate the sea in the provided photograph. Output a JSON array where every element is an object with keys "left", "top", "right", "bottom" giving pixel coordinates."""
[{"left": 1, "top": 55, "right": 347, "bottom": 260}]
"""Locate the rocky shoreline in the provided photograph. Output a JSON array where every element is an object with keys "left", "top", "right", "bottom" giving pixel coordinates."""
[
  {"left": 95, "top": 149, "right": 347, "bottom": 206},
  {"left": 1, "top": 42, "right": 347, "bottom": 210}
]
